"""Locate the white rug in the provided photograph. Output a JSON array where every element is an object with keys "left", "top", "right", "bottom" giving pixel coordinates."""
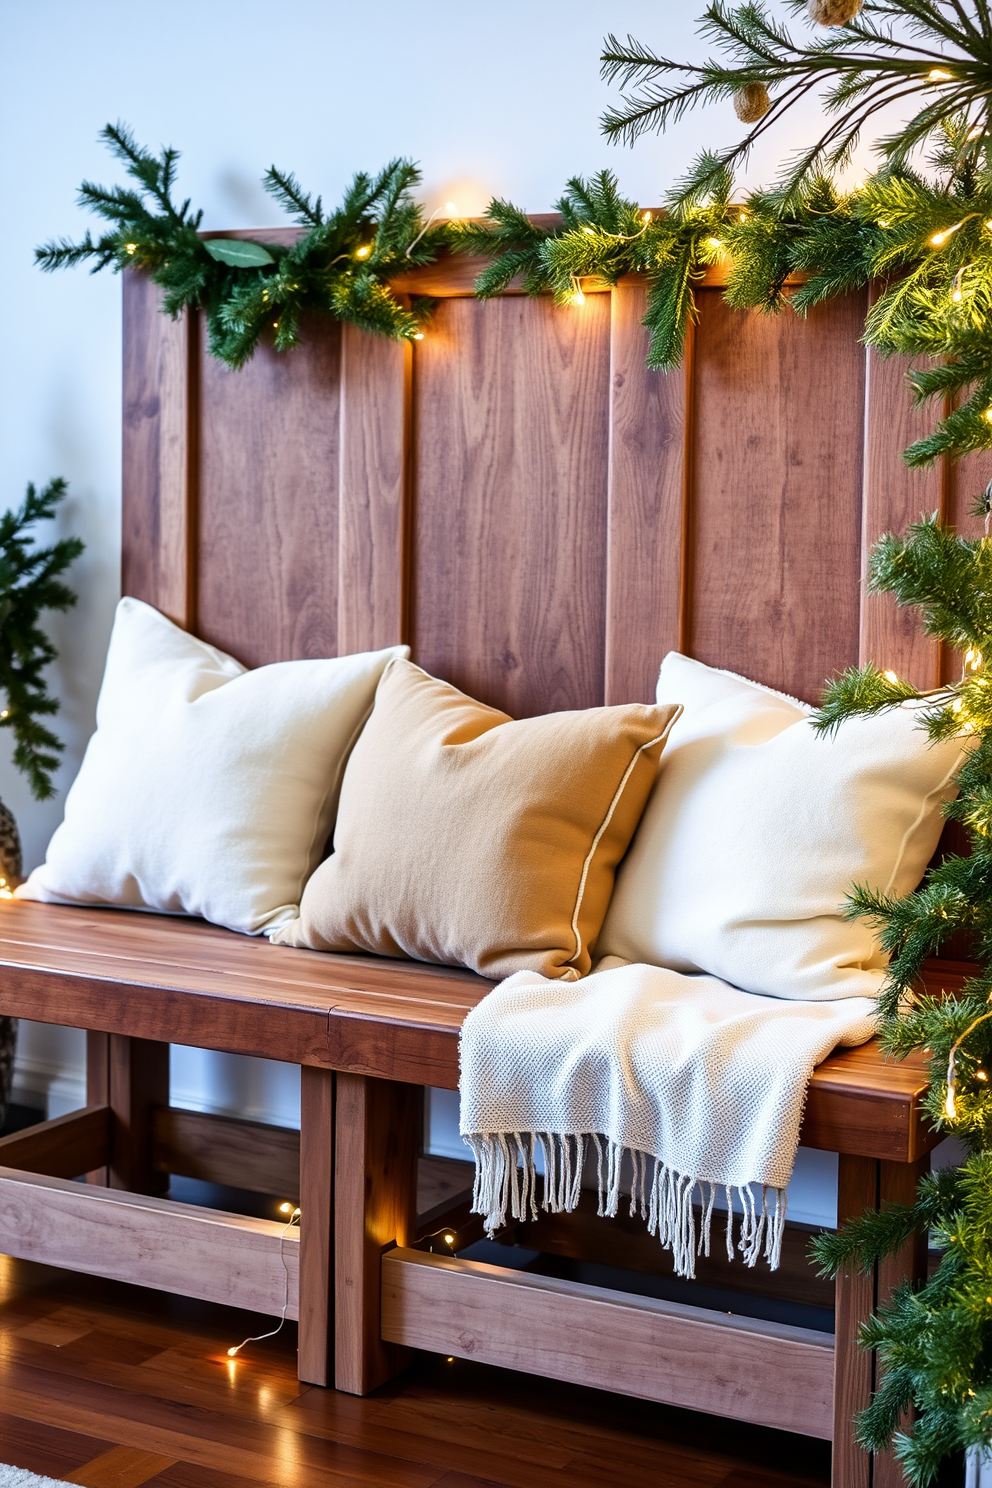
[{"left": 0, "top": 1468, "right": 76, "bottom": 1488}]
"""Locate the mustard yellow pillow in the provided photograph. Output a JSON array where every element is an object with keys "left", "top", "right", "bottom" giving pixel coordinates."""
[{"left": 272, "top": 658, "right": 680, "bottom": 979}]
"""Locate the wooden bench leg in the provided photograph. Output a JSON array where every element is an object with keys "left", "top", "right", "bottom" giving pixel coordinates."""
[
  {"left": 298, "top": 1066, "right": 334, "bottom": 1386},
  {"left": 87, "top": 1031, "right": 168, "bottom": 1194},
  {"left": 334, "top": 1072, "right": 420, "bottom": 1394},
  {"left": 833, "top": 1154, "right": 930, "bottom": 1488}
]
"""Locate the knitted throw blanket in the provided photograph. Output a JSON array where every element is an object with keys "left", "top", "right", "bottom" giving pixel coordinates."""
[{"left": 460, "top": 962, "right": 877, "bottom": 1278}]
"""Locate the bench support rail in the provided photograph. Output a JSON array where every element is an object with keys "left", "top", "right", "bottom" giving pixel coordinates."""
[{"left": 0, "top": 1163, "right": 299, "bottom": 1316}]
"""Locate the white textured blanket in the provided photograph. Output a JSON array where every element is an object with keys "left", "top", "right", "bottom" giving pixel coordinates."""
[{"left": 460, "top": 963, "right": 877, "bottom": 1277}]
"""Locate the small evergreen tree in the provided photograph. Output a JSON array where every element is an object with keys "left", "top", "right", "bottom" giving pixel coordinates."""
[{"left": 0, "top": 480, "right": 83, "bottom": 800}]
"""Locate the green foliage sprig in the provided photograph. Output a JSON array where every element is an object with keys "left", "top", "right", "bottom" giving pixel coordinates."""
[
  {"left": 0, "top": 481, "right": 83, "bottom": 801},
  {"left": 37, "top": 125, "right": 443, "bottom": 369}
]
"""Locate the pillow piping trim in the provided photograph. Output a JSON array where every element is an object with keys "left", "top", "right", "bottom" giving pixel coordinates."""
[{"left": 564, "top": 708, "right": 683, "bottom": 981}]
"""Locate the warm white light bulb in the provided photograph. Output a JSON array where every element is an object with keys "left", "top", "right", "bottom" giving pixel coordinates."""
[
  {"left": 445, "top": 202, "right": 458, "bottom": 216},
  {"left": 945, "top": 1084, "right": 958, "bottom": 1120},
  {"left": 883, "top": 669, "right": 899, "bottom": 683},
  {"left": 928, "top": 68, "right": 954, "bottom": 81}
]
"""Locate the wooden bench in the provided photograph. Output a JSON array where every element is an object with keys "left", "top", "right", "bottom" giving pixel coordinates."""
[
  {"left": 0, "top": 895, "right": 964, "bottom": 1488},
  {"left": 2, "top": 236, "right": 987, "bottom": 1488}
]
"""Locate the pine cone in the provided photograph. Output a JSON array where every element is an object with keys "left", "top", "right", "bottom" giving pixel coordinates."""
[
  {"left": 734, "top": 84, "right": 771, "bottom": 124},
  {"left": 807, "top": 0, "right": 863, "bottom": 25}
]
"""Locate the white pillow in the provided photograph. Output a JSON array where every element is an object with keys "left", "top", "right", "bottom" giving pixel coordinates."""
[
  {"left": 18, "top": 598, "right": 407, "bottom": 934},
  {"left": 597, "top": 652, "right": 968, "bottom": 1000}
]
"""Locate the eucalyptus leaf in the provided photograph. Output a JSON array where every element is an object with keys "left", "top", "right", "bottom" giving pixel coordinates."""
[{"left": 203, "top": 238, "right": 275, "bottom": 268}]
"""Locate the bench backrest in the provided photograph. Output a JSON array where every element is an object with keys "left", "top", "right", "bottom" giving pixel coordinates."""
[{"left": 121, "top": 248, "right": 989, "bottom": 718}]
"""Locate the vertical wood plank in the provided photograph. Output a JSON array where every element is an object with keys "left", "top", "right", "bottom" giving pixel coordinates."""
[
  {"left": 872, "top": 1158, "right": 930, "bottom": 1488},
  {"left": 337, "top": 326, "right": 410, "bottom": 655},
  {"left": 687, "top": 289, "right": 866, "bottom": 702},
  {"left": 833, "top": 1154, "right": 877, "bottom": 1488},
  {"left": 108, "top": 1037, "right": 169, "bottom": 1196},
  {"left": 604, "top": 281, "right": 688, "bottom": 706},
  {"left": 860, "top": 322, "right": 943, "bottom": 689},
  {"left": 121, "top": 273, "right": 197, "bottom": 629},
  {"left": 85, "top": 1031, "right": 111, "bottom": 1187},
  {"left": 334, "top": 1073, "right": 420, "bottom": 1395},
  {"left": 298, "top": 1066, "right": 334, "bottom": 1387},
  {"left": 196, "top": 316, "right": 341, "bottom": 666},
  {"left": 411, "top": 294, "right": 612, "bottom": 717}
]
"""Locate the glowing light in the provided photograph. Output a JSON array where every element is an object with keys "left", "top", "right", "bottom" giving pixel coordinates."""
[
  {"left": 967, "top": 648, "right": 983, "bottom": 670},
  {"left": 977, "top": 1069, "right": 988, "bottom": 1081},
  {"left": 227, "top": 1346, "right": 239, "bottom": 1357},
  {"left": 953, "top": 288, "right": 964, "bottom": 303},
  {"left": 583, "top": 226, "right": 596, "bottom": 235},
  {"left": 568, "top": 276, "right": 586, "bottom": 306},
  {"left": 355, "top": 245, "right": 371, "bottom": 259},
  {"left": 125, "top": 243, "right": 137, "bottom": 255},
  {"left": 278, "top": 1202, "right": 293, "bottom": 1214},
  {"left": 945, "top": 1083, "right": 958, "bottom": 1120},
  {"left": 953, "top": 697, "right": 964, "bottom": 712},
  {"left": 883, "top": 669, "right": 899, "bottom": 683},
  {"left": 443, "top": 1232, "right": 456, "bottom": 1246},
  {"left": 412, "top": 332, "right": 425, "bottom": 340},
  {"left": 928, "top": 68, "right": 954, "bottom": 81},
  {"left": 445, "top": 202, "right": 458, "bottom": 216},
  {"left": 446, "top": 1356, "right": 454, "bottom": 1363},
  {"left": 984, "top": 407, "right": 992, "bottom": 423},
  {"left": 877, "top": 220, "right": 890, "bottom": 228},
  {"left": 0, "top": 710, "right": 9, "bottom": 719},
  {"left": 705, "top": 236, "right": 725, "bottom": 250},
  {"left": 642, "top": 211, "right": 653, "bottom": 223}
]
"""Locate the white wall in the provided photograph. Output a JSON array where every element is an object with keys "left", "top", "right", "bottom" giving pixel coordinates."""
[{"left": 0, "top": 2, "right": 898, "bottom": 1219}]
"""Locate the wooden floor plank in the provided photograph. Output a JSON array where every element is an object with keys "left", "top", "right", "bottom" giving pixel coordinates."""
[{"left": 65, "top": 1445, "right": 177, "bottom": 1488}]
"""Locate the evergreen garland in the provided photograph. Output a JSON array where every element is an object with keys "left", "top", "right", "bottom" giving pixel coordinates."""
[
  {"left": 37, "top": 125, "right": 444, "bottom": 369},
  {"left": 455, "top": 120, "right": 992, "bottom": 466},
  {"left": 0, "top": 481, "right": 83, "bottom": 801}
]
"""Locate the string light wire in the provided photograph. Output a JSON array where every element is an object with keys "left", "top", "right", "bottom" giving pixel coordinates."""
[{"left": 226, "top": 1207, "right": 300, "bottom": 1359}]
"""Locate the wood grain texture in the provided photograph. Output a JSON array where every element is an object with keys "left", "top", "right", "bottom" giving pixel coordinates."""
[
  {"left": 832, "top": 1155, "right": 877, "bottom": 1488},
  {"left": 335, "top": 1074, "right": 420, "bottom": 1394},
  {"left": 686, "top": 289, "right": 867, "bottom": 702},
  {"left": 150, "top": 1107, "right": 301, "bottom": 1200},
  {"left": 196, "top": 313, "right": 341, "bottom": 666},
  {"left": 298, "top": 1065, "right": 334, "bottom": 1387},
  {"left": 604, "top": 281, "right": 687, "bottom": 705},
  {"left": 0, "top": 1168, "right": 299, "bottom": 1318},
  {"left": 121, "top": 273, "right": 196, "bottom": 628},
  {"left": 0, "top": 1105, "right": 110, "bottom": 1180},
  {"left": 337, "top": 324, "right": 410, "bottom": 654},
  {"left": 0, "top": 901, "right": 938, "bottom": 1160},
  {"left": 860, "top": 332, "right": 944, "bottom": 689},
  {"left": 109, "top": 1036, "right": 169, "bottom": 1195},
  {"left": 85, "top": 1032, "right": 111, "bottom": 1185},
  {"left": 382, "top": 1249, "right": 835, "bottom": 1439},
  {"left": 410, "top": 294, "right": 612, "bottom": 716}
]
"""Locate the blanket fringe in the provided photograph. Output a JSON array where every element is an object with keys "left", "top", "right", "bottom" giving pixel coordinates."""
[{"left": 463, "top": 1132, "right": 786, "bottom": 1280}]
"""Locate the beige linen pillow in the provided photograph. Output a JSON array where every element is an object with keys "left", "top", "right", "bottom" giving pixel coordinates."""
[{"left": 273, "top": 658, "right": 680, "bottom": 979}]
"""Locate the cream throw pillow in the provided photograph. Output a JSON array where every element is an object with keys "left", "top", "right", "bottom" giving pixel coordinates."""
[
  {"left": 598, "top": 652, "right": 968, "bottom": 1001},
  {"left": 273, "top": 657, "right": 680, "bottom": 979},
  {"left": 17, "top": 598, "right": 407, "bottom": 934}
]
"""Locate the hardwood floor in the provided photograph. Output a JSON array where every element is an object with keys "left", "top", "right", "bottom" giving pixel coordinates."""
[{"left": 0, "top": 1254, "right": 831, "bottom": 1488}]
